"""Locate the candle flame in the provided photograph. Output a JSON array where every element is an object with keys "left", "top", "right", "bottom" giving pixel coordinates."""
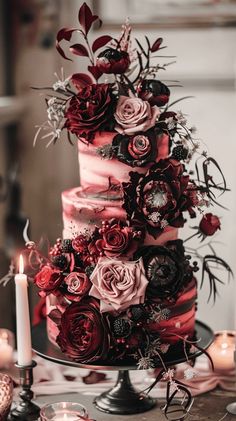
[{"left": 19, "top": 255, "right": 24, "bottom": 274}]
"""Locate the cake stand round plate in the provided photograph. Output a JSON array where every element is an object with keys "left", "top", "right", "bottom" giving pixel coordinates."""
[{"left": 32, "top": 321, "right": 213, "bottom": 415}]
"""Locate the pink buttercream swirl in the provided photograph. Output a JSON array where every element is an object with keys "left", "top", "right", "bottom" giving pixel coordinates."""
[
  {"left": 114, "top": 95, "right": 160, "bottom": 135},
  {"left": 89, "top": 257, "right": 148, "bottom": 313}
]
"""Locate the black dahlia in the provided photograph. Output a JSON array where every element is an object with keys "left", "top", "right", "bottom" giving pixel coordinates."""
[
  {"left": 134, "top": 240, "right": 193, "bottom": 300},
  {"left": 122, "top": 158, "right": 198, "bottom": 238}
]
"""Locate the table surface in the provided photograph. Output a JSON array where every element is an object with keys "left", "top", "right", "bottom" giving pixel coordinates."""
[{"left": 36, "top": 389, "right": 236, "bottom": 421}]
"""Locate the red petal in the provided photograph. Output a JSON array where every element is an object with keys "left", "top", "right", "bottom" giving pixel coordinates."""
[
  {"left": 150, "top": 37, "right": 163, "bottom": 53},
  {"left": 92, "top": 35, "right": 112, "bottom": 53},
  {"left": 78, "top": 2, "right": 99, "bottom": 35},
  {"left": 71, "top": 73, "right": 93, "bottom": 88},
  {"left": 69, "top": 43, "right": 89, "bottom": 57},
  {"left": 88, "top": 65, "right": 103, "bottom": 81}
]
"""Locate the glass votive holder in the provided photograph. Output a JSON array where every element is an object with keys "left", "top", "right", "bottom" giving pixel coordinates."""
[
  {"left": 0, "top": 373, "right": 14, "bottom": 421},
  {"left": 207, "top": 330, "right": 235, "bottom": 373},
  {"left": 40, "top": 402, "right": 90, "bottom": 421},
  {"left": 0, "top": 329, "right": 14, "bottom": 369}
]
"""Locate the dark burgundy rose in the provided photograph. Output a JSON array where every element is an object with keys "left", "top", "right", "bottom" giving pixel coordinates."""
[
  {"left": 138, "top": 80, "right": 170, "bottom": 107},
  {"left": 112, "top": 130, "right": 157, "bottom": 167},
  {"left": 96, "top": 48, "right": 130, "bottom": 74},
  {"left": 199, "top": 213, "right": 221, "bottom": 236},
  {"left": 65, "top": 83, "right": 115, "bottom": 141},
  {"left": 71, "top": 235, "right": 96, "bottom": 267},
  {"left": 122, "top": 158, "right": 199, "bottom": 238},
  {"left": 64, "top": 271, "right": 91, "bottom": 302},
  {"left": 89, "top": 220, "right": 138, "bottom": 258},
  {"left": 56, "top": 297, "right": 110, "bottom": 363},
  {"left": 134, "top": 240, "right": 193, "bottom": 299},
  {"left": 34, "top": 265, "right": 63, "bottom": 295}
]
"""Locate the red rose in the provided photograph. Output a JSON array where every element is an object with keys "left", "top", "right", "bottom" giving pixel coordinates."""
[
  {"left": 56, "top": 297, "right": 110, "bottom": 363},
  {"left": 65, "top": 84, "right": 115, "bottom": 141},
  {"left": 96, "top": 48, "right": 130, "bottom": 74},
  {"left": 34, "top": 265, "right": 62, "bottom": 295},
  {"left": 90, "top": 221, "right": 135, "bottom": 258},
  {"left": 64, "top": 271, "right": 91, "bottom": 302},
  {"left": 199, "top": 213, "right": 221, "bottom": 236}
]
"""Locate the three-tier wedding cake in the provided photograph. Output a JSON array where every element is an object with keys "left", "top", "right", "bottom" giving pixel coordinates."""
[{"left": 31, "top": 2, "right": 230, "bottom": 369}]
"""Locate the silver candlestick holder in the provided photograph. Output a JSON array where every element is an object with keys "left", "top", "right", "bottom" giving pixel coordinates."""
[
  {"left": 8, "top": 360, "right": 40, "bottom": 420},
  {"left": 226, "top": 350, "right": 236, "bottom": 415}
]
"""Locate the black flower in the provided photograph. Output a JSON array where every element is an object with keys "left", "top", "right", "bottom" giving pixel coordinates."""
[
  {"left": 134, "top": 240, "right": 193, "bottom": 299},
  {"left": 138, "top": 80, "right": 170, "bottom": 107},
  {"left": 122, "top": 158, "right": 198, "bottom": 238}
]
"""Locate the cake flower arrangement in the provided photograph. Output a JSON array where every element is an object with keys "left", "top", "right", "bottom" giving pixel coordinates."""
[{"left": 27, "top": 2, "right": 233, "bottom": 405}]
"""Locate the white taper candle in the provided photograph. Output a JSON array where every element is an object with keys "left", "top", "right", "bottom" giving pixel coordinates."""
[{"left": 15, "top": 254, "right": 32, "bottom": 366}]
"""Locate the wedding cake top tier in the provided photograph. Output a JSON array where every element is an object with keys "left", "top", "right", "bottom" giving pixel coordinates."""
[{"left": 78, "top": 131, "right": 170, "bottom": 190}]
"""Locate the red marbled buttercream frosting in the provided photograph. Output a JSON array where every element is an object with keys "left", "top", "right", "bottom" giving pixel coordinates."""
[
  {"left": 46, "top": 280, "right": 197, "bottom": 347},
  {"left": 46, "top": 129, "right": 196, "bottom": 358},
  {"left": 78, "top": 131, "right": 170, "bottom": 190},
  {"left": 147, "top": 279, "right": 197, "bottom": 344},
  {"left": 61, "top": 186, "right": 178, "bottom": 245}
]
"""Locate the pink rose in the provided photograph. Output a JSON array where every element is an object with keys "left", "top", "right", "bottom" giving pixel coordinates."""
[
  {"left": 114, "top": 95, "right": 160, "bottom": 135},
  {"left": 64, "top": 272, "right": 91, "bottom": 302},
  {"left": 89, "top": 257, "right": 148, "bottom": 313}
]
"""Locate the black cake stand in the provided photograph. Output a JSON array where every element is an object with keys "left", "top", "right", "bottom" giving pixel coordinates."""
[{"left": 32, "top": 321, "right": 213, "bottom": 415}]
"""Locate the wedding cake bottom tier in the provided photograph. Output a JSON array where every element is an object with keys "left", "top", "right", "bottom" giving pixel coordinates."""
[{"left": 46, "top": 278, "right": 197, "bottom": 365}]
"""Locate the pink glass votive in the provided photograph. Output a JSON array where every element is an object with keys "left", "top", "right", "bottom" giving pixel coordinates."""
[
  {"left": 0, "top": 373, "right": 14, "bottom": 421},
  {"left": 207, "top": 330, "right": 235, "bottom": 372},
  {"left": 40, "top": 402, "right": 91, "bottom": 421},
  {"left": 0, "top": 329, "right": 14, "bottom": 369}
]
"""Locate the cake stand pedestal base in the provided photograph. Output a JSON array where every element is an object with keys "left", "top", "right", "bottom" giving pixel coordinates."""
[
  {"left": 32, "top": 320, "right": 214, "bottom": 415},
  {"left": 94, "top": 369, "right": 156, "bottom": 414}
]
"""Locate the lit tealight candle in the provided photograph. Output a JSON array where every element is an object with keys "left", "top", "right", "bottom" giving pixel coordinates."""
[
  {"left": 0, "top": 336, "right": 13, "bottom": 369},
  {"left": 0, "top": 345, "right": 13, "bottom": 369},
  {"left": 54, "top": 414, "right": 81, "bottom": 421},
  {"left": 14, "top": 255, "right": 32, "bottom": 366},
  {"left": 40, "top": 402, "right": 89, "bottom": 421},
  {"left": 208, "top": 330, "right": 235, "bottom": 372}
]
